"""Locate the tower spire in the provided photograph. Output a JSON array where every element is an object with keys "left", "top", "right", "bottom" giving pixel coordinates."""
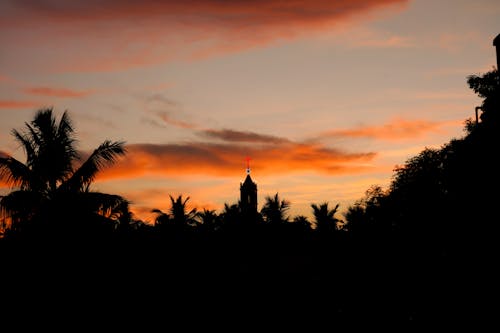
[{"left": 240, "top": 157, "right": 257, "bottom": 221}]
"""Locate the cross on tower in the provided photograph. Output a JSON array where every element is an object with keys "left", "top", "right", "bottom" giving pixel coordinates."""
[{"left": 245, "top": 156, "right": 251, "bottom": 175}]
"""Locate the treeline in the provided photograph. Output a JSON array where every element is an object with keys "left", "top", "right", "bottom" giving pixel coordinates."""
[{"left": 0, "top": 69, "right": 498, "bottom": 326}]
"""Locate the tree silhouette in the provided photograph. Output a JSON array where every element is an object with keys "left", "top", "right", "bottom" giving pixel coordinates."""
[
  {"left": 152, "top": 208, "right": 170, "bottom": 229},
  {"left": 311, "top": 202, "right": 340, "bottom": 233},
  {"left": 152, "top": 194, "right": 198, "bottom": 234},
  {"left": 219, "top": 202, "right": 240, "bottom": 231},
  {"left": 261, "top": 193, "right": 290, "bottom": 225},
  {"left": 467, "top": 69, "right": 499, "bottom": 124},
  {"left": 169, "top": 195, "right": 198, "bottom": 227},
  {"left": 198, "top": 208, "right": 220, "bottom": 232},
  {"left": 0, "top": 108, "right": 127, "bottom": 237},
  {"left": 344, "top": 185, "right": 389, "bottom": 236},
  {"left": 292, "top": 215, "right": 312, "bottom": 231}
]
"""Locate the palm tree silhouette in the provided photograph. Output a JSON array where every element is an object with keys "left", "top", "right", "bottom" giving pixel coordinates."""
[
  {"left": 311, "top": 202, "right": 340, "bottom": 233},
  {"left": 293, "top": 215, "right": 312, "bottom": 231},
  {"left": 0, "top": 108, "right": 127, "bottom": 235},
  {"left": 198, "top": 208, "right": 219, "bottom": 232},
  {"left": 261, "top": 193, "right": 290, "bottom": 224},
  {"left": 152, "top": 194, "right": 198, "bottom": 232},
  {"left": 152, "top": 208, "right": 170, "bottom": 228},
  {"left": 218, "top": 202, "right": 240, "bottom": 230}
]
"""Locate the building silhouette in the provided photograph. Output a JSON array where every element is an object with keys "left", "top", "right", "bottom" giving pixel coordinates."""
[
  {"left": 494, "top": 33, "right": 500, "bottom": 69},
  {"left": 240, "top": 163, "right": 258, "bottom": 220}
]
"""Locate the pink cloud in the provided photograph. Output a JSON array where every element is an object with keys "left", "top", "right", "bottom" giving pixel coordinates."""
[
  {"left": 352, "top": 35, "right": 413, "bottom": 48},
  {"left": 0, "top": 100, "right": 40, "bottom": 109},
  {"left": 319, "top": 118, "right": 456, "bottom": 141},
  {"left": 3, "top": 1, "right": 408, "bottom": 26},
  {"left": 23, "top": 87, "right": 94, "bottom": 98},
  {"left": 1, "top": 0, "right": 408, "bottom": 72}
]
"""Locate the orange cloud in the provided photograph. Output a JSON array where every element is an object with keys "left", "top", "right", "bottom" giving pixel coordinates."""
[
  {"left": 98, "top": 141, "right": 376, "bottom": 181},
  {"left": 1, "top": 0, "right": 408, "bottom": 72},
  {"left": 23, "top": 87, "right": 94, "bottom": 98},
  {"left": 319, "top": 118, "right": 453, "bottom": 141},
  {"left": 0, "top": 100, "right": 40, "bottom": 109}
]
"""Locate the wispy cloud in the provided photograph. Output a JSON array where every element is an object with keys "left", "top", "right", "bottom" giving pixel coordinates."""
[
  {"left": 339, "top": 27, "right": 414, "bottom": 49},
  {"left": 143, "top": 93, "right": 198, "bottom": 129},
  {"left": 0, "top": 100, "right": 40, "bottom": 109},
  {"left": 436, "top": 31, "right": 481, "bottom": 53},
  {"left": 352, "top": 35, "right": 413, "bottom": 48},
  {"left": 157, "top": 111, "right": 197, "bottom": 129},
  {"left": 318, "top": 118, "right": 455, "bottom": 141},
  {"left": 1, "top": 0, "right": 408, "bottom": 72},
  {"left": 199, "top": 129, "right": 290, "bottom": 144},
  {"left": 23, "top": 86, "right": 94, "bottom": 98}
]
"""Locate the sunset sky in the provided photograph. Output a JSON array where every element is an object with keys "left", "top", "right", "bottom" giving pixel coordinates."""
[{"left": 1, "top": 0, "right": 499, "bottom": 223}]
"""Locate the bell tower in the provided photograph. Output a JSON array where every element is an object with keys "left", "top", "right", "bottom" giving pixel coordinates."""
[{"left": 240, "top": 157, "right": 257, "bottom": 218}]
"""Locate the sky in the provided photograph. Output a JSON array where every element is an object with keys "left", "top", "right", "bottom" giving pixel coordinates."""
[{"left": 1, "top": 0, "right": 499, "bottom": 223}]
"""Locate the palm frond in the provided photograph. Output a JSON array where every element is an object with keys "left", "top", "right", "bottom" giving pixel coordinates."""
[
  {"left": 32, "top": 108, "right": 57, "bottom": 142},
  {"left": 0, "top": 156, "right": 32, "bottom": 189},
  {"left": 11, "top": 129, "right": 36, "bottom": 165},
  {"left": 25, "top": 123, "right": 43, "bottom": 151},
  {"left": 0, "top": 190, "right": 43, "bottom": 225},
  {"left": 56, "top": 110, "right": 78, "bottom": 162},
  {"left": 61, "top": 140, "right": 126, "bottom": 192},
  {"left": 83, "top": 192, "right": 129, "bottom": 220},
  {"left": 57, "top": 111, "right": 75, "bottom": 138}
]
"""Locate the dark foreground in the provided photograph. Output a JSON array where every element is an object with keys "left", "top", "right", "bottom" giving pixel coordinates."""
[{"left": 1, "top": 230, "right": 496, "bottom": 330}]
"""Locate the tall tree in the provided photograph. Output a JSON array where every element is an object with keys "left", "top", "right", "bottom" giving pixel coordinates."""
[{"left": 0, "top": 108, "right": 127, "bottom": 236}]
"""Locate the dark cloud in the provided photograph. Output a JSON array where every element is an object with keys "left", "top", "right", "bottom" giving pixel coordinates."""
[{"left": 199, "top": 129, "right": 290, "bottom": 144}]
